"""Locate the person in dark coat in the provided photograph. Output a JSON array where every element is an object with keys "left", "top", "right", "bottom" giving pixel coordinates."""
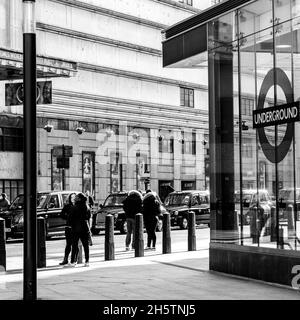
[
  {"left": 0, "top": 193, "right": 10, "bottom": 211},
  {"left": 143, "top": 190, "right": 161, "bottom": 250},
  {"left": 123, "top": 190, "right": 143, "bottom": 250},
  {"left": 59, "top": 192, "right": 76, "bottom": 265},
  {"left": 69, "top": 193, "right": 91, "bottom": 267}
]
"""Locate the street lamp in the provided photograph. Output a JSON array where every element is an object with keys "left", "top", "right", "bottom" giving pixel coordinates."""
[{"left": 23, "top": 0, "right": 37, "bottom": 301}]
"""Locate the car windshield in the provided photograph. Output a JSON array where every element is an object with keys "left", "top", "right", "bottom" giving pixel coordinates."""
[
  {"left": 37, "top": 193, "right": 50, "bottom": 209},
  {"left": 103, "top": 194, "right": 127, "bottom": 207},
  {"left": 164, "top": 193, "right": 190, "bottom": 206},
  {"left": 9, "top": 195, "right": 24, "bottom": 210}
]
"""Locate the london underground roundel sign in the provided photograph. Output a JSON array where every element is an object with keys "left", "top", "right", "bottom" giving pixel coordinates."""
[{"left": 255, "top": 67, "right": 295, "bottom": 164}]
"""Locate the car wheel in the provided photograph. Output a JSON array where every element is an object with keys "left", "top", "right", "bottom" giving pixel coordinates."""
[
  {"left": 156, "top": 219, "right": 163, "bottom": 232},
  {"left": 180, "top": 217, "right": 188, "bottom": 229},
  {"left": 119, "top": 220, "right": 127, "bottom": 234}
]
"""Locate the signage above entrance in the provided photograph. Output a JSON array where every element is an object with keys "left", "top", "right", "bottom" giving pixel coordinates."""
[{"left": 253, "top": 101, "right": 300, "bottom": 128}]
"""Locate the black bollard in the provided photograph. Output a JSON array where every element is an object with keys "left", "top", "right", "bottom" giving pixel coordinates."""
[
  {"left": 279, "top": 227, "right": 284, "bottom": 249},
  {"left": 287, "top": 205, "right": 295, "bottom": 240},
  {"left": 270, "top": 206, "right": 277, "bottom": 242},
  {"left": 37, "top": 217, "right": 46, "bottom": 268},
  {"left": 105, "top": 214, "right": 115, "bottom": 261},
  {"left": 250, "top": 207, "right": 258, "bottom": 243},
  {"left": 188, "top": 211, "right": 196, "bottom": 251},
  {"left": 0, "top": 218, "right": 6, "bottom": 271},
  {"left": 135, "top": 213, "right": 144, "bottom": 257},
  {"left": 163, "top": 212, "right": 171, "bottom": 254}
]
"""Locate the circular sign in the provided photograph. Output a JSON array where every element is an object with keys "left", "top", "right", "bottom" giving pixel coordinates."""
[
  {"left": 16, "top": 84, "right": 41, "bottom": 104},
  {"left": 257, "top": 67, "right": 294, "bottom": 163}
]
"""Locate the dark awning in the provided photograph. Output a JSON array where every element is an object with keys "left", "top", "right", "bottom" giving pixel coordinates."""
[
  {"left": 162, "top": 0, "right": 253, "bottom": 67},
  {"left": 0, "top": 47, "right": 77, "bottom": 80}
]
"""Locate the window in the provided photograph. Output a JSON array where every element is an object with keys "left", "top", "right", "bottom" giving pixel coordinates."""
[
  {"left": 241, "top": 98, "right": 254, "bottom": 116},
  {"left": 0, "top": 127, "right": 23, "bottom": 152},
  {"left": 242, "top": 139, "right": 253, "bottom": 158},
  {"left": 179, "top": 0, "right": 193, "bottom": 5},
  {"left": 159, "top": 136, "right": 174, "bottom": 153},
  {"left": 182, "top": 132, "right": 196, "bottom": 155},
  {"left": 180, "top": 87, "right": 194, "bottom": 108},
  {"left": 0, "top": 179, "right": 24, "bottom": 204},
  {"left": 48, "top": 195, "right": 59, "bottom": 208},
  {"left": 211, "top": 0, "right": 222, "bottom": 5}
]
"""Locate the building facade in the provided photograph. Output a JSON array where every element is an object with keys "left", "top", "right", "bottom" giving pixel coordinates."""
[
  {"left": 163, "top": 0, "right": 300, "bottom": 287},
  {"left": 0, "top": 0, "right": 214, "bottom": 203}
]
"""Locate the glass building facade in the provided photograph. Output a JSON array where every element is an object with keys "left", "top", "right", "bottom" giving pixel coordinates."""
[{"left": 163, "top": 0, "right": 300, "bottom": 286}]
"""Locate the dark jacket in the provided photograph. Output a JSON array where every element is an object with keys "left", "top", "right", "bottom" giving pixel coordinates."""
[
  {"left": 123, "top": 191, "right": 143, "bottom": 219},
  {"left": 61, "top": 203, "right": 73, "bottom": 227},
  {"left": 142, "top": 192, "right": 160, "bottom": 222},
  {"left": 69, "top": 202, "right": 91, "bottom": 233}
]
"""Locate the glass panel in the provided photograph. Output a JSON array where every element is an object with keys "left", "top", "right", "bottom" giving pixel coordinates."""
[
  {"left": 274, "top": 20, "right": 295, "bottom": 250},
  {"left": 238, "top": 0, "right": 272, "bottom": 39},
  {"left": 208, "top": 10, "right": 239, "bottom": 244}
]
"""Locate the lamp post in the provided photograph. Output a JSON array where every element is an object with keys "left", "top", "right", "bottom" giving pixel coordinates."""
[{"left": 23, "top": 0, "right": 37, "bottom": 301}]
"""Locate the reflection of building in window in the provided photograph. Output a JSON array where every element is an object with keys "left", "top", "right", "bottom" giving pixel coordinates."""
[
  {"left": 180, "top": 87, "right": 194, "bottom": 108},
  {"left": 0, "top": 127, "right": 23, "bottom": 151},
  {"left": 242, "top": 139, "right": 253, "bottom": 158},
  {"left": 241, "top": 98, "right": 254, "bottom": 116}
]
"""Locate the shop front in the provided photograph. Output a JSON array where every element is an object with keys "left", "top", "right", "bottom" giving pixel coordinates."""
[{"left": 163, "top": 0, "right": 300, "bottom": 287}]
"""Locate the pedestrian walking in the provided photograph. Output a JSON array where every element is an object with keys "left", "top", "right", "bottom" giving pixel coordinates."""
[
  {"left": 143, "top": 190, "right": 161, "bottom": 251},
  {"left": 59, "top": 192, "right": 76, "bottom": 265},
  {"left": 0, "top": 193, "right": 10, "bottom": 211},
  {"left": 123, "top": 190, "right": 143, "bottom": 251},
  {"left": 85, "top": 190, "right": 94, "bottom": 209},
  {"left": 69, "top": 192, "right": 91, "bottom": 267}
]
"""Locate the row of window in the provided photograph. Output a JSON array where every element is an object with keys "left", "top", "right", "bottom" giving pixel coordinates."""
[{"left": 179, "top": 0, "right": 193, "bottom": 6}]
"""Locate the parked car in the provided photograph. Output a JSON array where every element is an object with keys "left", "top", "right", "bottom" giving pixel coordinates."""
[
  {"left": 164, "top": 190, "right": 210, "bottom": 229},
  {"left": 0, "top": 190, "right": 80, "bottom": 239},
  {"left": 93, "top": 191, "right": 166, "bottom": 235},
  {"left": 234, "top": 189, "right": 274, "bottom": 225}
]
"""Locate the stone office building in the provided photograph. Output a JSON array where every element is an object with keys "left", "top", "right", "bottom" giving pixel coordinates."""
[
  {"left": 163, "top": 0, "right": 300, "bottom": 287},
  {"left": 0, "top": 0, "right": 213, "bottom": 203}
]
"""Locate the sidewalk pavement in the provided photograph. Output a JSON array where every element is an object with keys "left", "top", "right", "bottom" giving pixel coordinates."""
[{"left": 1, "top": 248, "right": 300, "bottom": 300}]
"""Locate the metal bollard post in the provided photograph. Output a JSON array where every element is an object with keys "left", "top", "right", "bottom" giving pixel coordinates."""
[
  {"left": 37, "top": 217, "right": 46, "bottom": 268},
  {"left": 270, "top": 206, "right": 276, "bottom": 242},
  {"left": 250, "top": 207, "right": 258, "bottom": 243},
  {"left": 188, "top": 211, "right": 196, "bottom": 251},
  {"left": 279, "top": 227, "right": 284, "bottom": 249},
  {"left": 0, "top": 218, "right": 6, "bottom": 271},
  {"left": 163, "top": 212, "right": 171, "bottom": 254},
  {"left": 287, "top": 205, "right": 295, "bottom": 240},
  {"left": 135, "top": 213, "right": 144, "bottom": 257},
  {"left": 105, "top": 214, "right": 115, "bottom": 261},
  {"left": 77, "top": 240, "right": 83, "bottom": 264}
]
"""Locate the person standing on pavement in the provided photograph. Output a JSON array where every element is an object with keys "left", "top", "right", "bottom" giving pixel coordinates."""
[
  {"left": 69, "top": 192, "right": 91, "bottom": 267},
  {"left": 143, "top": 190, "right": 161, "bottom": 251},
  {"left": 123, "top": 190, "right": 143, "bottom": 251},
  {"left": 0, "top": 193, "right": 10, "bottom": 211},
  {"left": 59, "top": 192, "right": 76, "bottom": 265}
]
